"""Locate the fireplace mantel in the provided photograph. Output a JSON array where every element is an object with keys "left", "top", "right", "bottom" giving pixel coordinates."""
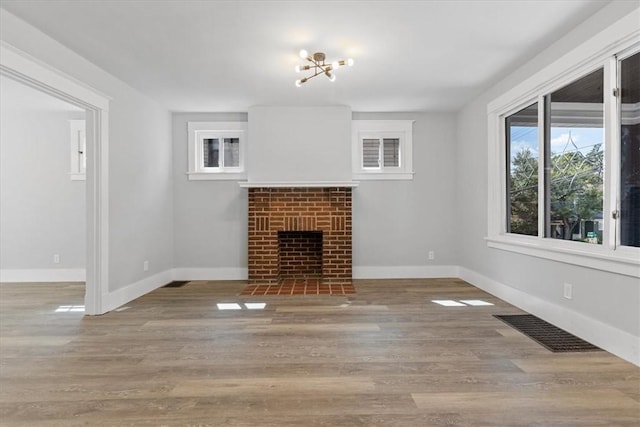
[{"left": 239, "top": 181, "right": 359, "bottom": 188}]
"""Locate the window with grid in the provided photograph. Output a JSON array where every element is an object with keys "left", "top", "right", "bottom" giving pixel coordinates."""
[
  {"left": 187, "top": 122, "right": 247, "bottom": 180},
  {"left": 352, "top": 120, "right": 413, "bottom": 180}
]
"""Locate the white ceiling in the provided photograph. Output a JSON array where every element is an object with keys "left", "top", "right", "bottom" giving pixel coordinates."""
[{"left": 0, "top": 0, "right": 609, "bottom": 113}]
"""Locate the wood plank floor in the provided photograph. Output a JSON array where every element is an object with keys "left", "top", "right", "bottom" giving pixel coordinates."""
[{"left": 0, "top": 279, "right": 638, "bottom": 426}]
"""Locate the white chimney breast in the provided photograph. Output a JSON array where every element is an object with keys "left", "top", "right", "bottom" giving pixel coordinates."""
[{"left": 247, "top": 106, "right": 352, "bottom": 183}]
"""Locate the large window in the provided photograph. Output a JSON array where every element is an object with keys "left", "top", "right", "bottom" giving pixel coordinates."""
[
  {"left": 620, "top": 51, "right": 640, "bottom": 248},
  {"left": 488, "top": 27, "right": 639, "bottom": 276},
  {"left": 187, "top": 122, "right": 247, "bottom": 180}
]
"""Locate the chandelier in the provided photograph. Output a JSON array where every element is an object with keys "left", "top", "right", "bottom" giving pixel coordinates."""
[{"left": 294, "top": 49, "right": 354, "bottom": 87}]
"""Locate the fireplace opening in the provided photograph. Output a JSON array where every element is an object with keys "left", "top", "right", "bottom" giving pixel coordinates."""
[{"left": 278, "top": 231, "right": 323, "bottom": 280}]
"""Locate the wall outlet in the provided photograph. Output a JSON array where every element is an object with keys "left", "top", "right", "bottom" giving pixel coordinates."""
[
  {"left": 563, "top": 283, "right": 573, "bottom": 300},
  {"left": 143, "top": 260, "right": 149, "bottom": 272},
  {"left": 428, "top": 251, "right": 435, "bottom": 260},
  {"left": 53, "top": 254, "right": 60, "bottom": 264}
]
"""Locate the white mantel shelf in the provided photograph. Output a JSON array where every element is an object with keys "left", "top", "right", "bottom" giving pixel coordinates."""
[{"left": 238, "top": 181, "right": 359, "bottom": 188}]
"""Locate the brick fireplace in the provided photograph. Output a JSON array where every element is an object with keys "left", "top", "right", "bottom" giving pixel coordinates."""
[{"left": 247, "top": 187, "right": 352, "bottom": 284}]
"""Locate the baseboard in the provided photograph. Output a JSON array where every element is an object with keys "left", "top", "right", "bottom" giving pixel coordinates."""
[
  {"left": 102, "top": 269, "right": 173, "bottom": 313},
  {"left": 0, "top": 268, "right": 86, "bottom": 282},
  {"left": 172, "top": 267, "right": 248, "bottom": 281},
  {"left": 353, "top": 265, "right": 459, "bottom": 279},
  {"left": 458, "top": 266, "right": 640, "bottom": 367}
]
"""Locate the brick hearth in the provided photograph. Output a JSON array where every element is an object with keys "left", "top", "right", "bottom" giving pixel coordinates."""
[{"left": 248, "top": 187, "right": 352, "bottom": 284}]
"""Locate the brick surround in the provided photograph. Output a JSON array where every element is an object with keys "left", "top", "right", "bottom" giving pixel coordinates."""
[{"left": 248, "top": 187, "right": 352, "bottom": 284}]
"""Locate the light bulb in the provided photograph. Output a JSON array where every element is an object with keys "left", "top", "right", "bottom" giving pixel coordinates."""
[
  {"left": 294, "top": 65, "right": 301, "bottom": 73},
  {"left": 295, "top": 79, "right": 302, "bottom": 87},
  {"left": 347, "top": 58, "right": 354, "bottom": 66},
  {"left": 329, "top": 74, "right": 336, "bottom": 82},
  {"left": 331, "top": 61, "right": 340, "bottom": 70},
  {"left": 299, "top": 49, "right": 308, "bottom": 59}
]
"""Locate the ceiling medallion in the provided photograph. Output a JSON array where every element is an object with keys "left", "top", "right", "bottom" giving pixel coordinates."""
[{"left": 294, "top": 49, "right": 354, "bottom": 87}]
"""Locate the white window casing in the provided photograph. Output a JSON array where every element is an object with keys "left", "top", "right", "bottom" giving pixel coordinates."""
[
  {"left": 187, "top": 121, "right": 247, "bottom": 180},
  {"left": 486, "top": 9, "right": 640, "bottom": 278},
  {"left": 69, "top": 119, "right": 86, "bottom": 181},
  {"left": 352, "top": 120, "right": 414, "bottom": 180}
]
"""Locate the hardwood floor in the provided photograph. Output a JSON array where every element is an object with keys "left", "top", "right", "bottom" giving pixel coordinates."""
[{"left": 0, "top": 279, "right": 638, "bottom": 426}]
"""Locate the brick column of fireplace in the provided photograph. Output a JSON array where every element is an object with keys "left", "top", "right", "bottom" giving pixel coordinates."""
[{"left": 248, "top": 187, "right": 352, "bottom": 284}]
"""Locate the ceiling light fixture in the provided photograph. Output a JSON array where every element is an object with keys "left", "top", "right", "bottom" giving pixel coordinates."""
[{"left": 295, "top": 49, "right": 353, "bottom": 87}]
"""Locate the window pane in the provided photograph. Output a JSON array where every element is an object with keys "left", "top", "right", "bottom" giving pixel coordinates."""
[
  {"left": 363, "top": 138, "right": 380, "bottom": 168},
  {"left": 506, "top": 103, "right": 539, "bottom": 236},
  {"left": 383, "top": 138, "right": 400, "bottom": 167},
  {"left": 223, "top": 137, "right": 240, "bottom": 167},
  {"left": 203, "top": 138, "right": 219, "bottom": 168},
  {"left": 620, "top": 52, "right": 640, "bottom": 247},
  {"left": 545, "top": 68, "right": 604, "bottom": 244}
]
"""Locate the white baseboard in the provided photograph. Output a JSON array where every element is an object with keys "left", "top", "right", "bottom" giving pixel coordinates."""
[
  {"left": 172, "top": 268, "right": 248, "bottom": 281},
  {"left": 458, "top": 266, "right": 640, "bottom": 367},
  {"left": 0, "top": 268, "right": 86, "bottom": 282},
  {"left": 103, "top": 269, "right": 173, "bottom": 313},
  {"left": 353, "top": 265, "right": 459, "bottom": 279}
]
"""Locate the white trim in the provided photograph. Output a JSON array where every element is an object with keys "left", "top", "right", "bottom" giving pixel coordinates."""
[
  {"left": 188, "top": 172, "right": 247, "bottom": 181},
  {"left": 239, "top": 181, "right": 359, "bottom": 188},
  {"left": 187, "top": 121, "right": 247, "bottom": 178},
  {"left": 0, "top": 42, "right": 110, "bottom": 316},
  {"left": 103, "top": 269, "right": 173, "bottom": 312},
  {"left": 172, "top": 268, "right": 248, "bottom": 281},
  {"left": 353, "top": 172, "right": 414, "bottom": 181},
  {"left": 458, "top": 266, "right": 640, "bottom": 367},
  {"left": 487, "top": 236, "right": 640, "bottom": 278},
  {"left": 0, "top": 269, "right": 86, "bottom": 282},
  {"left": 69, "top": 119, "right": 86, "bottom": 180},
  {"left": 0, "top": 42, "right": 110, "bottom": 110},
  {"left": 353, "top": 265, "right": 459, "bottom": 279},
  {"left": 352, "top": 120, "right": 414, "bottom": 180}
]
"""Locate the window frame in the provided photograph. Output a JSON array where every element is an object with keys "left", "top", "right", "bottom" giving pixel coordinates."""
[
  {"left": 352, "top": 120, "right": 414, "bottom": 180},
  {"left": 69, "top": 119, "right": 86, "bottom": 181},
  {"left": 187, "top": 121, "right": 247, "bottom": 180},
  {"left": 487, "top": 17, "right": 640, "bottom": 278}
]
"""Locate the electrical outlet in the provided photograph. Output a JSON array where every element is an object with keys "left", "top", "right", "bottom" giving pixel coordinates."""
[
  {"left": 563, "top": 283, "right": 573, "bottom": 300},
  {"left": 428, "top": 251, "right": 435, "bottom": 260},
  {"left": 143, "top": 261, "right": 149, "bottom": 272},
  {"left": 53, "top": 254, "right": 60, "bottom": 264}
]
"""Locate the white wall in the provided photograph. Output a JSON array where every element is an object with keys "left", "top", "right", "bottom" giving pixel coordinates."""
[
  {"left": 455, "top": 1, "right": 640, "bottom": 363},
  {"left": 247, "top": 106, "right": 352, "bottom": 182},
  {"left": 0, "top": 105, "right": 85, "bottom": 274},
  {"left": 0, "top": 10, "right": 174, "bottom": 294},
  {"left": 352, "top": 112, "right": 458, "bottom": 278},
  {"left": 172, "top": 111, "right": 458, "bottom": 278},
  {"left": 172, "top": 113, "right": 248, "bottom": 279}
]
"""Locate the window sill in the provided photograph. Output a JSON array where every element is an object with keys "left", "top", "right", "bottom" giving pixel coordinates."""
[
  {"left": 70, "top": 173, "right": 86, "bottom": 181},
  {"left": 486, "top": 235, "right": 640, "bottom": 278},
  {"left": 353, "top": 172, "right": 414, "bottom": 181},
  {"left": 187, "top": 172, "right": 247, "bottom": 181}
]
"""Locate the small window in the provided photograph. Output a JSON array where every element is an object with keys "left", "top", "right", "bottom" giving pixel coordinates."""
[
  {"left": 187, "top": 122, "right": 247, "bottom": 180},
  {"left": 352, "top": 120, "right": 413, "bottom": 180},
  {"left": 69, "top": 119, "right": 86, "bottom": 181}
]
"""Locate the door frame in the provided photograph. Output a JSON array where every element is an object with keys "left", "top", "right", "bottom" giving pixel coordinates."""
[{"left": 0, "top": 41, "right": 110, "bottom": 315}]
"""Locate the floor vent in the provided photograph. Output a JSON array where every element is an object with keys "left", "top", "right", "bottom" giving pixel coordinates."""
[
  {"left": 494, "top": 314, "right": 602, "bottom": 353},
  {"left": 163, "top": 281, "right": 190, "bottom": 288}
]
